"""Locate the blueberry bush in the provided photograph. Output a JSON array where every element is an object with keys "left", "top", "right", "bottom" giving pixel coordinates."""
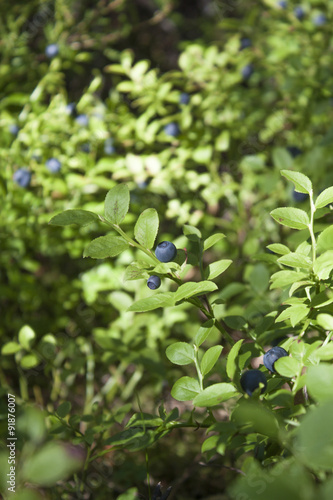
[{"left": 1, "top": 1, "right": 333, "bottom": 499}]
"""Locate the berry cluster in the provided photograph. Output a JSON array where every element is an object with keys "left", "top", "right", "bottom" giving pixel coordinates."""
[{"left": 146, "top": 241, "right": 177, "bottom": 290}]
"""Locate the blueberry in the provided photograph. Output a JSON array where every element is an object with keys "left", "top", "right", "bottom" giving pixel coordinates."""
[
  {"left": 292, "top": 189, "right": 308, "bottom": 202},
  {"left": 9, "top": 124, "right": 19, "bottom": 136},
  {"left": 164, "top": 123, "right": 180, "bottom": 137},
  {"left": 240, "top": 38, "right": 251, "bottom": 50},
  {"left": 46, "top": 158, "right": 61, "bottom": 173},
  {"left": 45, "top": 43, "right": 59, "bottom": 58},
  {"left": 240, "top": 370, "right": 267, "bottom": 396},
  {"left": 104, "top": 138, "right": 115, "bottom": 155},
  {"left": 313, "top": 13, "right": 326, "bottom": 26},
  {"left": 81, "top": 143, "right": 91, "bottom": 153},
  {"left": 287, "top": 146, "right": 302, "bottom": 158},
  {"left": 179, "top": 92, "right": 190, "bottom": 105},
  {"left": 155, "top": 241, "right": 177, "bottom": 263},
  {"left": 66, "top": 103, "right": 76, "bottom": 116},
  {"left": 241, "top": 64, "right": 254, "bottom": 80},
  {"left": 294, "top": 6, "right": 305, "bottom": 20},
  {"left": 147, "top": 275, "right": 161, "bottom": 290},
  {"left": 277, "top": 0, "right": 287, "bottom": 8},
  {"left": 13, "top": 168, "right": 31, "bottom": 188},
  {"left": 75, "top": 114, "right": 89, "bottom": 127},
  {"left": 263, "top": 346, "right": 288, "bottom": 373}
]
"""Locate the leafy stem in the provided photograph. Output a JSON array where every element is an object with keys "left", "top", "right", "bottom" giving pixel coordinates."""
[
  {"left": 193, "top": 344, "right": 204, "bottom": 391},
  {"left": 308, "top": 189, "right": 317, "bottom": 269}
]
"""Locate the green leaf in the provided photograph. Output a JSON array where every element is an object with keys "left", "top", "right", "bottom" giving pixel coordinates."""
[
  {"left": 272, "top": 147, "right": 294, "bottom": 170},
  {"left": 104, "top": 184, "right": 130, "bottom": 224},
  {"left": 20, "top": 354, "right": 40, "bottom": 369},
  {"left": 56, "top": 402, "right": 72, "bottom": 418},
  {"left": 174, "top": 281, "right": 218, "bottom": 302},
  {"left": 317, "top": 313, "right": 333, "bottom": 330},
  {"left": 48, "top": 209, "right": 99, "bottom": 227},
  {"left": 281, "top": 170, "right": 312, "bottom": 194},
  {"left": 205, "top": 259, "right": 232, "bottom": 280},
  {"left": 317, "top": 226, "right": 333, "bottom": 252},
  {"left": 277, "top": 253, "right": 312, "bottom": 269},
  {"left": 313, "top": 343, "right": 333, "bottom": 362},
  {"left": 134, "top": 208, "right": 159, "bottom": 249},
  {"left": 1, "top": 341, "right": 21, "bottom": 355},
  {"left": 270, "top": 270, "right": 308, "bottom": 290},
  {"left": 313, "top": 251, "right": 333, "bottom": 280},
  {"left": 270, "top": 207, "right": 310, "bottom": 230},
  {"left": 274, "top": 356, "right": 301, "bottom": 377},
  {"left": 22, "top": 442, "right": 83, "bottom": 486},
  {"left": 315, "top": 187, "right": 333, "bottom": 209},
  {"left": 166, "top": 342, "right": 195, "bottom": 366},
  {"left": 171, "top": 376, "right": 200, "bottom": 401},
  {"left": 203, "top": 233, "right": 226, "bottom": 251},
  {"left": 231, "top": 400, "right": 280, "bottom": 439},
  {"left": 295, "top": 399, "right": 333, "bottom": 470},
  {"left": 183, "top": 225, "right": 202, "bottom": 242},
  {"left": 194, "top": 319, "right": 215, "bottom": 347},
  {"left": 127, "top": 292, "right": 174, "bottom": 312},
  {"left": 200, "top": 346, "right": 223, "bottom": 376},
  {"left": 83, "top": 235, "right": 128, "bottom": 259},
  {"left": 193, "top": 383, "right": 238, "bottom": 407},
  {"left": 18, "top": 325, "right": 36, "bottom": 350},
  {"left": 226, "top": 339, "right": 244, "bottom": 380},
  {"left": 266, "top": 243, "right": 290, "bottom": 255},
  {"left": 276, "top": 305, "right": 310, "bottom": 327},
  {"left": 123, "top": 263, "right": 149, "bottom": 282}
]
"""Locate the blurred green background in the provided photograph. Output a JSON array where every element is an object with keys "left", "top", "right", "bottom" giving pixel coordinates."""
[{"left": 1, "top": 0, "right": 333, "bottom": 498}]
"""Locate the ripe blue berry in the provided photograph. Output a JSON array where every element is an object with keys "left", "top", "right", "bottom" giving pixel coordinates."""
[
  {"left": 9, "top": 124, "right": 19, "bottom": 136},
  {"left": 66, "top": 103, "right": 76, "bottom": 116},
  {"left": 240, "top": 38, "right": 251, "bottom": 50},
  {"left": 313, "top": 13, "right": 326, "bottom": 26},
  {"left": 75, "top": 114, "right": 89, "bottom": 127},
  {"left": 45, "top": 43, "right": 59, "bottom": 58},
  {"left": 240, "top": 370, "right": 267, "bottom": 396},
  {"left": 13, "top": 168, "right": 31, "bottom": 188},
  {"left": 46, "top": 158, "right": 61, "bottom": 173},
  {"left": 294, "top": 6, "right": 305, "bottom": 20},
  {"left": 287, "top": 146, "right": 302, "bottom": 158},
  {"left": 164, "top": 123, "right": 180, "bottom": 137},
  {"left": 155, "top": 241, "right": 177, "bottom": 263},
  {"left": 263, "top": 346, "right": 288, "bottom": 373},
  {"left": 292, "top": 189, "right": 308, "bottom": 203},
  {"left": 147, "top": 276, "right": 161, "bottom": 290},
  {"left": 241, "top": 64, "right": 254, "bottom": 80},
  {"left": 277, "top": 0, "right": 287, "bottom": 8},
  {"left": 179, "top": 92, "right": 190, "bottom": 105},
  {"left": 81, "top": 143, "right": 91, "bottom": 153}
]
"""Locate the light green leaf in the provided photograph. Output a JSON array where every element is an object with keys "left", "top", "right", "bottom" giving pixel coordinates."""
[
  {"left": 317, "top": 226, "right": 333, "bottom": 252},
  {"left": 226, "top": 339, "right": 244, "bottom": 380},
  {"left": 194, "top": 319, "right": 215, "bottom": 347},
  {"left": 1, "top": 341, "right": 21, "bottom": 355},
  {"left": 315, "top": 187, "right": 333, "bottom": 209},
  {"left": 48, "top": 209, "right": 99, "bottom": 227},
  {"left": 166, "top": 342, "right": 195, "bottom": 366},
  {"left": 274, "top": 356, "right": 301, "bottom": 377},
  {"left": 203, "top": 233, "right": 226, "bottom": 251},
  {"left": 175, "top": 281, "right": 218, "bottom": 302},
  {"left": 193, "top": 383, "right": 238, "bottom": 407},
  {"left": 266, "top": 243, "right": 290, "bottom": 255},
  {"left": 104, "top": 184, "right": 130, "bottom": 224},
  {"left": 205, "top": 259, "right": 232, "bottom": 280},
  {"left": 127, "top": 292, "right": 174, "bottom": 312},
  {"left": 270, "top": 207, "right": 309, "bottom": 230},
  {"left": 83, "top": 235, "right": 128, "bottom": 259},
  {"left": 277, "top": 253, "right": 312, "bottom": 269},
  {"left": 281, "top": 170, "right": 312, "bottom": 194},
  {"left": 270, "top": 270, "right": 308, "bottom": 290},
  {"left": 317, "top": 314, "right": 333, "bottom": 331},
  {"left": 313, "top": 251, "right": 333, "bottom": 280},
  {"left": 20, "top": 354, "right": 40, "bottom": 369},
  {"left": 183, "top": 225, "right": 202, "bottom": 241},
  {"left": 134, "top": 208, "right": 159, "bottom": 249},
  {"left": 18, "top": 325, "right": 36, "bottom": 350},
  {"left": 123, "top": 263, "right": 149, "bottom": 282},
  {"left": 272, "top": 147, "right": 294, "bottom": 170},
  {"left": 200, "top": 346, "right": 223, "bottom": 376},
  {"left": 313, "top": 343, "right": 333, "bottom": 362},
  {"left": 171, "top": 376, "right": 200, "bottom": 401},
  {"left": 275, "top": 305, "right": 309, "bottom": 327}
]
